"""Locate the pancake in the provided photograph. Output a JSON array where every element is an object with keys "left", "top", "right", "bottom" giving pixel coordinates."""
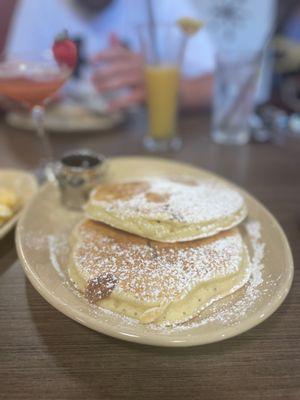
[
  {"left": 85, "top": 176, "right": 247, "bottom": 242},
  {"left": 68, "top": 219, "right": 250, "bottom": 325}
]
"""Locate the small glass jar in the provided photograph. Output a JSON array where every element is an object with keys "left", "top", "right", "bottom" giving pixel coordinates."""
[{"left": 54, "top": 149, "right": 106, "bottom": 210}]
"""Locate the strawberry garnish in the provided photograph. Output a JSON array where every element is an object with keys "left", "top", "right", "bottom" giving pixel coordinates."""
[{"left": 52, "top": 30, "right": 77, "bottom": 70}]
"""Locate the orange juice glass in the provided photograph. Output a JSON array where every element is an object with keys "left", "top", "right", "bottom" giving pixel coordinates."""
[{"left": 139, "top": 24, "right": 184, "bottom": 152}]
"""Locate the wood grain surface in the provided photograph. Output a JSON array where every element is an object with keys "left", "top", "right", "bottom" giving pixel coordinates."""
[{"left": 0, "top": 112, "right": 299, "bottom": 400}]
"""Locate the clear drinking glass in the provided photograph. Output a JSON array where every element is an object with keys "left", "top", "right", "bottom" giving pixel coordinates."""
[
  {"left": 212, "top": 51, "right": 262, "bottom": 145},
  {"left": 0, "top": 52, "right": 72, "bottom": 178},
  {"left": 139, "top": 24, "right": 184, "bottom": 152}
]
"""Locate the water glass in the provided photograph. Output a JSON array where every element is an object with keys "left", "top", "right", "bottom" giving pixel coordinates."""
[{"left": 212, "top": 51, "right": 262, "bottom": 145}]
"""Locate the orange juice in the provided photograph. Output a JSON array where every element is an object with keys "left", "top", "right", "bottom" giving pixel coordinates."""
[{"left": 145, "top": 65, "right": 179, "bottom": 140}]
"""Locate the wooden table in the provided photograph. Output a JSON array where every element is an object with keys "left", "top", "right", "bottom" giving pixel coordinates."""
[{"left": 0, "top": 113, "right": 299, "bottom": 400}]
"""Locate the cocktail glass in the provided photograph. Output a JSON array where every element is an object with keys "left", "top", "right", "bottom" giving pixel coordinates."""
[{"left": 0, "top": 52, "right": 72, "bottom": 178}]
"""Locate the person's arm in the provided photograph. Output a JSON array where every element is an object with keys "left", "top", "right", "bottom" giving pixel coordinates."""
[
  {"left": 180, "top": 74, "right": 213, "bottom": 110},
  {"left": 92, "top": 44, "right": 212, "bottom": 110},
  {"left": 5, "top": 0, "right": 54, "bottom": 55}
]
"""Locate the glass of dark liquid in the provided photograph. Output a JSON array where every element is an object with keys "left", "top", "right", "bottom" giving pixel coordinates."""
[{"left": 55, "top": 149, "right": 106, "bottom": 209}]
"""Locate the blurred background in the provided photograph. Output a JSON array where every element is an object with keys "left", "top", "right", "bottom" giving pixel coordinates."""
[{"left": 0, "top": 0, "right": 300, "bottom": 147}]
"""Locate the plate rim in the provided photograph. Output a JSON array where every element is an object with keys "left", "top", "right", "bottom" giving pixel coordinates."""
[{"left": 15, "top": 156, "right": 294, "bottom": 347}]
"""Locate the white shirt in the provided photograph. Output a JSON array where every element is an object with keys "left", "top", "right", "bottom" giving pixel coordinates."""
[
  {"left": 6, "top": 0, "right": 214, "bottom": 77},
  {"left": 190, "top": 0, "right": 277, "bottom": 102}
]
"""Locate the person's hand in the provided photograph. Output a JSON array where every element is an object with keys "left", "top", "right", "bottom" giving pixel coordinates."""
[{"left": 91, "top": 35, "right": 145, "bottom": 111}]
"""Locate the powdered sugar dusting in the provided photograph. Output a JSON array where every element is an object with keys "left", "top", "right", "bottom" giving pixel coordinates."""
[
  {"left": 159, "top": 219, "right": 266, "bottom": 331},
  {"left": 73, "top": 220, "right": 243, "bottom": 303},
  {"left": 245, "top": 220, "right": 265, "bottom": 287},
  {"left": 48, "top": 235, "right": 68, "bottom": 279},
  {"left": 89, "top": 177, "right": 245, "bottom": 224},
  {"left": 45, "top": 218, "right": 266, "bottom": 332}
]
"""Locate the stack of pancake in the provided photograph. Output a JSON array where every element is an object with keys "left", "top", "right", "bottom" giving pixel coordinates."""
[{"left": 68, "top": 176, "right": 250, "bottom": 326}]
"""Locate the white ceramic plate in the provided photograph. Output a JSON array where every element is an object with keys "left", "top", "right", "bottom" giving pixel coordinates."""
[
  {"left": 6, "top": 106, "right": 125, "bottom": 134},
  {"left": 16, "top": 157, "right": 293, "bottom": 346}
]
